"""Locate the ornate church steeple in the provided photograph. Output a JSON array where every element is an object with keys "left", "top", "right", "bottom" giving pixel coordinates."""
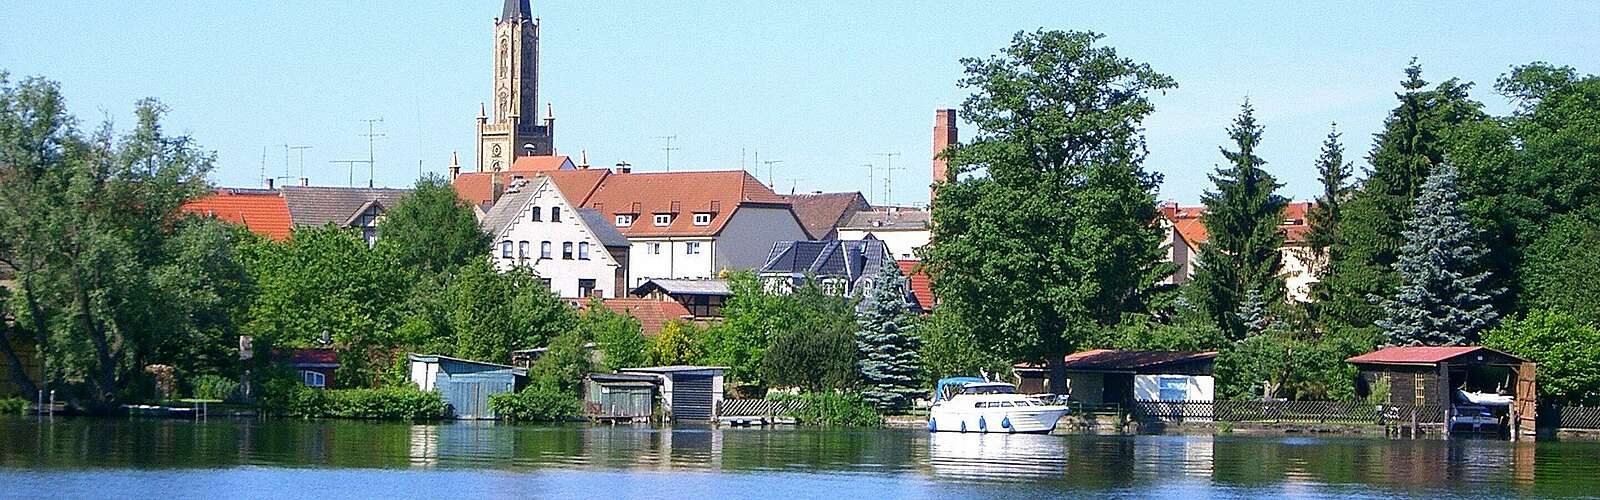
[{"left": 477, "top": 0, "right": 553, "bottom": 172}]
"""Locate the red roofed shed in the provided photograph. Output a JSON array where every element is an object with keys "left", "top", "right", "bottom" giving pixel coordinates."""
[{"left": 1347, "top": 346, "right": 1536, "bottom": 437}]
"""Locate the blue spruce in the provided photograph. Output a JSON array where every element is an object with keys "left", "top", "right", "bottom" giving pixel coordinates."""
[
  {"left": 856, "top": 263, "right": 923, "bottom": 412},
  {"left": 1376, "top": 163, "right": 1500, "bottom": 346}
]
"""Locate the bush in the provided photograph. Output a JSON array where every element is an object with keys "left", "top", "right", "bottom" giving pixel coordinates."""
[
  {"left": 772, "top": 392, "right": 882, "bottom": 427},
  {"left": 256, "top": 378, "right": 446, "bottom": 420},
  {"left": 190, "top": 374, "right": 241, "bottom": 401},
  {"left": 0, "top": 397, "right": 28, "bottom": 416},
  {"left": 1484, "top": 309, "right": 1600, "bottom": 405},
  {"left": 489, "top": 384, "right": 582, "bottom": 422}
]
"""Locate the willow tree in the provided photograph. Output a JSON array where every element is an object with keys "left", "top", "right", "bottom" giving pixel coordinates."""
[{"left": 923, "top": 30, "right": 1174, "bottom": 393}]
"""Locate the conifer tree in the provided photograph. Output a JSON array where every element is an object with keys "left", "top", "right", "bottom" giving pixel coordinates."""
[
  {"left": 1304, "top": 124, "right": 1350, "bottom": 265},
  {"left": 1377, "top": 164, "right": 1500, "bottom": 346},
  {"left": 1193, "top": 100, "right": 1288, "bottom": 341},
  {"left": 856, "top": 263, "right": 923, "bottom": 412}
]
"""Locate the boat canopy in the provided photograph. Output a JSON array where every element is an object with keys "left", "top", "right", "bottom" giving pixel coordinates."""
[{"left": 934, "top": 377, "right": 986, "bottom": 401}]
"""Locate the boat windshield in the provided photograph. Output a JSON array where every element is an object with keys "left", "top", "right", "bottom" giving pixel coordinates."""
[{"left": 960, "top": 383, "right": 1016, "bottom": 395}]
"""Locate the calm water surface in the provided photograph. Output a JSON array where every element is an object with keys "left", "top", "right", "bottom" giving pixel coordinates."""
[{"left": 1, "top": 417, "right": 1597, "bottom": 498}]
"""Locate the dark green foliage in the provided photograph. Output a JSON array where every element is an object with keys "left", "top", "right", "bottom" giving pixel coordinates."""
[
  {"left": 1484, "top": 309, "right": 1600, "bottom": 405},
  {"left": 916, "top": 307, "right": 1012, "bottom": 384},
  {"left": 923, "top": 30, "right": 1175, "bottom": 393},
  {"left": 531, "top": 327, "right": 593, "bottom": 396},
  {"left": 443, "top": 260, "right": 575, "bottom": 364},
  {"left": 0, "top": 397, "right": 27, "bottom": 415},
  {"left": 189, "top": 374, "right": 240, "bottom": 401},
  {"left": 489, "top": 384, "right": 583, "bottom": 422},
  {"left": 701, "top": 272, "right": 784, "bottom": 385},
  {"left": 1304, "top": 124, "right": 1350, "bottom": 274},
  {"left": 1377, "top": 164, "right": 1500, "bottom": 346},
  {"left": 856, "top": 264, "right": 923, "bottom": 412},
  {"left": 256, "top": 376, "right": 446, "bottom": 420},
  {"left": 1215, "top": 326, "right": 1378, "bottom": 401},
  {"left": 1093, "top": 312, "right": 1227, "bottom": 352},
  {"left": 762, "top": 279, "right": 859, "bottom": 392},
  {"left": 375, "top": 174, "right": 490, "bottom": 275},
  {"left": 1519, "top": 211, "right": 1600, "bottom": 325},
  {"left": 1193, "top": 101, "right": 1288, "bottom": 341},
  {"left": 583, "top": 302, "right": 648, "bottom": 371},
  {"left": 770, "top": 392, "right": 882, "bottom": 427}
]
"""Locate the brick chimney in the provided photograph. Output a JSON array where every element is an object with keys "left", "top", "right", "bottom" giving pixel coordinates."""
[{"left": 931, "top": 109, "right": 957, "bottom": 205}]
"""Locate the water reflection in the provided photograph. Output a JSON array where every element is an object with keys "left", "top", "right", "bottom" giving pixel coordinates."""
[{"left": 0, "top": 418, "right": 1595, "bottom": 497}]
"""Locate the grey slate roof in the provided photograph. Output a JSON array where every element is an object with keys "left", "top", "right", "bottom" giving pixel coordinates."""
[
  {"left": 578, "top": 208, "right": 629, "bottom": 248},
  {"left": 631, "top": 278, "right": 732, "bottom": 297},
  {"left": 280, "top": 186, "right": 412, "bottom": 228},
  {"left": 502, "top": 0, "right": 532, "bottom": 21},
  {"left": 839, "top": 209, "right": 931, "bottom": 230},
  {"left": 480, "top": 181, "right": 535, "bottom": 238},
  {"left": 759, "top": 239, "right": 890, "bottom": 283}
]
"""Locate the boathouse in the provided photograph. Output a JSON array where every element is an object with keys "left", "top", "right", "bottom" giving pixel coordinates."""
[
  {"left": 281, "top": 348, "right": 340, "bottom": 389},
  {"left": 618, "top": 366, "right": 727, "bottom": 422},
  {"left": 1346, "top": 346, "right": 1537, "bottom": 436},
  {"left": 408, "top": 354, "right": 526, "bottom": 420},
  {"left": 1017, "top": 350, "right": 1217, "bottom": 405},
  {"left": 584, "top": 372, "right": 658, "bottom": 422}
]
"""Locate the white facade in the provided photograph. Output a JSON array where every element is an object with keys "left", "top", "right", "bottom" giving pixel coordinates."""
[
  {"left": 627, "top": 237, "right": 718, "bottom": 287},
  {"left": 490, "top": 180, "right": 621, "bottom": 298},
  {"left": 623, "top": 205, "right": 807, "bottom": 288},
  {"left": 835, "top": 227, "right": 930, "bottom": 260},
  {"left": 1134, "top": 374, "right": 1215, "bottom": 402},
  {"left": 1281, "top": 245, "right": 1321, "bottom": 303}
]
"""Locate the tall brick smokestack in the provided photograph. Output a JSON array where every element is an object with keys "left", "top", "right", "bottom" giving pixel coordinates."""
[{"left": 931, "top": 109, "right": 957, "bottom": 205}]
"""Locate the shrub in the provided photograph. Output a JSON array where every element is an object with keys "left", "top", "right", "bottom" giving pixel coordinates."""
[
  {"left": 771, "top": 392, "right": 882, "bottom": 427},
  {"left": 191, "top": 374, "right": 241, "bottom": 401},
  {"left": 489, "top": 384, "right": 582, "bottom": 422},
  {"left": 1484, "top": 309, "right": 1600, "bottom": 405},
  {"left": 256, "top": 378, "right": 446, "bottom": 420},
  {"left": 0, "top": 397, "right": 28, "bottom": 416}
]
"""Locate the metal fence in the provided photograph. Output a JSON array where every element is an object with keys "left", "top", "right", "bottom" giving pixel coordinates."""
[
  {"left": 1133, "top": 400, "right": 1447, "bottom": 425},
  {"left": 718, "top": 398, "right": 810, "bottom": 417}
]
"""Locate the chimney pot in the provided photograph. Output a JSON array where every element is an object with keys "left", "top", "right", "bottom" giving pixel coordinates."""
[
  {"left": 299, "top": 177, "right": 309, "bottom": 187},
  {"left": 265, "top": 178, "right": 274, "bottom": 189}
]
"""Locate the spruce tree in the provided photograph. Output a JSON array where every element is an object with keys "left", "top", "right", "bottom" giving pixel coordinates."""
[
  {"left": 856, "top": 263, "right": 923, "bottom": 412},
  {"left": 1193, "top": 100, "right": 1288, "bottom": 341},
  {"left": 1377, "top": 164, "right": 1500, "bottom": 346},
  {"left": 1304, "top": 124, "right": 1350, "bottom": 265}
]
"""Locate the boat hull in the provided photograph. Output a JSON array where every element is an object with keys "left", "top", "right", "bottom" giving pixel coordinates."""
[{"left": 928, "top": 407, "right": 1070, "bottom": 434}]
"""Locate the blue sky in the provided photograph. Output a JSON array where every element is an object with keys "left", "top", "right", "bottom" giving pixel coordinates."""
[{"left": 5, "top": 2, "right": 1598, "bottom": 206}]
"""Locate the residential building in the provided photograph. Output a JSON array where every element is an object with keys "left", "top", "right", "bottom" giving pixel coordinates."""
[
  {"left": 897, "top": 260, "right": 936, "bottom": 312},
  {"left": 757, "top": 238, "right": 922, "bottom": 312},
  {"left": 1158, "top": 201, "right": 1319, "bottom": 302},
  {"left": 781, "top": 191, "right": 869, "bottom": 240},
  {"left": 537, "top": 168, "right": 808, "bottom": 286},
  {"left": 451, "top": 153, "right": 576, "bottom": 209},
  {"left": 481, "top": 176, "right": 627, "bottom": 298},
  {"left": 630, "top": 278, "right": 730, "bottom": 319},
  {"left": 182, "top": 184, "right": 412, "bottom": 244},
  {"left": 836, "top": 208, "right": 931, "bottom": 261}
]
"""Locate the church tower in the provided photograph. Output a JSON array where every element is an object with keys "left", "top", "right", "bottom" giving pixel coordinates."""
[{"left": 476, "top": 0, "right": 554, "bottom": 172}]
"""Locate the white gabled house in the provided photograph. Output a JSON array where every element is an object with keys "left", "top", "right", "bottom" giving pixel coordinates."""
[{"left": 482, "top": 176, "right": 629, "bottom": 298}]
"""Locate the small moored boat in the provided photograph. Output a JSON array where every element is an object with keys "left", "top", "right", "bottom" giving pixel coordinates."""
[{"left": 927, "top": 377, "right": 1070, "bottom": 433}]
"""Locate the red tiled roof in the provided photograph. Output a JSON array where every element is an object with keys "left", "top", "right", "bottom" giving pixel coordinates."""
[
  {"left": 590, "top": 298, "right": 692, "bottom": 337},
  {"left": 182, "top": 189, "right": 293, "bottom": 240},
  {"left": 272, "top": 347, "right": 339, "bottom": 366},
  {"left": 1159, "top": 201, "right": 1315, "bottom": 247},
  {"left": 509, "top": 155, "right": 572, "bottom": 172},
  {"left": 452, "top": 171, "right": 506, "bottom": 207},
  {"left": 782, "top": 192, "right": 869, "bottom": 240},
  {"left": 551, "top": 169, "right": 792, "bottom": 237},
  {"left": 1345, "top": 346, "right": 1525, "bottom": 365},
  {"left": 897, "top": 260, "right": 935, "bottom": 311}
]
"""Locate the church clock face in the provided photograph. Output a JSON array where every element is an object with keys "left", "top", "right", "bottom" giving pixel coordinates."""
[{"left": 492, "top": 144, "right": 503, "bottom": 157}]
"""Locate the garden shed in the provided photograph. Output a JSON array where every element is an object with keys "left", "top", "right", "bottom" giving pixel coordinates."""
[
  {"left": 618, "top": 366, "right": 727, "bottom": 422},
  {"left": 584, "top": 373, "right": 658, "bottom": 422},
  {"left": 1347, "top": 346, "right": 1536, "bottom": 436},
  {"left": 1017, "top": 350, "right": 1217, "bottom": 405},
  {"left": 408, "top": 354, "right": 527, "bottom": 420}
]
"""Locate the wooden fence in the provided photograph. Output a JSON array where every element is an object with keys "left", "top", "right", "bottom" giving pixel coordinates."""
[
  {"left": 718, "top": 399, "right": 810, "bottom": 417},
  {"left": 1133, "top": 400, "right": 1447, "bottom": 425},
  {"left": 1545, "top": 405, "right": 1600, "bottom": 429}
]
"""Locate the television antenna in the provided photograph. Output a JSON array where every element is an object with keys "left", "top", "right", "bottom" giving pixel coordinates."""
[
  {"left": 785, "top": 177, "right": 808, "bottom": 195},
  {"left": 657, "top": 135, "right": 679, "bottom": 172},
  {"left": 761, "top": 159, "right": 783, "bottom": 188},
  {"left": 877, "top": 152, "right": 901, "bottom": 207},
  {"left": 861, "top": 163, "right": 876, "bottom": 205},
  {"left": 284, "top": 145, "right": 312, "bottom": 183},
  {"left": 356, "top": 118, "right": 385, "bottom": 188}
]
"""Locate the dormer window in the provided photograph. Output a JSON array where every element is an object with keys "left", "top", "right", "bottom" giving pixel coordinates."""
[
  {"left": 693, "top": 213, "right": 712, "bottom": 226},
  {"left": 654, "top": 214, "right": 672, "bottom": 226},
  {"left": 615, "top": 214, "right": 634, "bottom": 226}
]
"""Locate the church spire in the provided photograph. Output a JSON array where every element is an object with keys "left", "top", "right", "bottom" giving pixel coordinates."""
[{"left": 502, "top": 0, "right": 532, "bottom": 22}]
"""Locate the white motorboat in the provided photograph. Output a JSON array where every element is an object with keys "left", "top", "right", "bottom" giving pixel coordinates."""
[{"left": 928, "top": 377, "right": 1070, "bottom": 433}]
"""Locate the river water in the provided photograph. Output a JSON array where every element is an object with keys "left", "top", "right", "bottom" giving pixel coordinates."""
[{"left": 0, "top": 417, "right": 1596, "bottom": 498}]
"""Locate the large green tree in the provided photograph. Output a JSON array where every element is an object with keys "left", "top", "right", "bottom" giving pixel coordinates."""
[
  {"left": 1484, "top": 309, "right": 1600, "bottom": 405},
  {"left": 376, "top": 174, "right": 490, "bottom": 276},
  {"left": 922, "top": 30, "right": 1175, "bottom": 392},
  {"left": 760, "top": 279, "right": 859, "bottom": 393},
  {"left": 1376, "top": 164, "right": 1499, "bottom": 346},
  {"left": 1192, "top": 101, "right": 1288, "bottom": 340},
  {"left": 1304, "top": 124, "right": 1351, "bottom": 268},
  {"left": 855, "top": 264, "right": 923, "bottom": 412},
  {"left": 443, "top": 260, "right": 575, "bottom": 364}
]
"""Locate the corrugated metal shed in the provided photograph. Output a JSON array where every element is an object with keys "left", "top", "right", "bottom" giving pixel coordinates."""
[{"left": 408, "top": 354, "right": 527, "bottom": 420}]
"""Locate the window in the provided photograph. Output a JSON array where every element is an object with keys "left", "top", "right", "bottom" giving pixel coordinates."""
[
  {"left": 648, "top": 242, "right": 663, "bottom": 255},
  {"left": 530, "top": 206, "right": 542, "bottom": 221},
  {"left": 615, "top": 214, "right": 634, "bottom": 226},
  {"left": 562, "top": 242, "right": 574, "bottom": 260},
  {"left": 540, "top": 278, "right": 552, "bottom": 289},
  {"left": 301, "top": 370, "right": 326, "bottom": 388},
  {"left": 685, "top": 241, "right": 702, "bottom": 254},
  {"left": 578, "top": 278, "right": 597, "bottom": 298},
  {"left": 1158, "top": 377, "right": 1189, "bottom": 402},
  {"left": 551, "top": 206, "right": 562, "bottom": 222},
  {"left": 540, "top": 241, "right": 552, "bottom": 259},
  {"left": 693, "top": 213, "right": 712, "bottom": 226},
  {"left": 500, "top": 240, "right": 513, "bottom": 258},
  {"left": 654, "top": 214, "right": 671, "bottom": 226},
  {"left": 518, "top": 241, "right": 529, "bottom": 259},
  {"left": 578, "top": 242, "right": 591, "bottom": 260}
]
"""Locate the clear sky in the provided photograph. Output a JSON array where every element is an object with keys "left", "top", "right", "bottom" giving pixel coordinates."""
[{"left": 5, "top": 2, "right": 1598, "bottom": 206}]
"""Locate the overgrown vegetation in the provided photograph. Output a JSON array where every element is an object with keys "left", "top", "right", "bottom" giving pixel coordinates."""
[
  {"left": 0, "top": 397, "right": 27, "bottom": 416},
  {"left": 257, "top": 379, "right": 446, "bottom": 420},
  {"left": 488, "top": 384, "right": 583, "bottom": 422},
  {"left": 771, "top": 392, "right": 882, "bottom": 427}
]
